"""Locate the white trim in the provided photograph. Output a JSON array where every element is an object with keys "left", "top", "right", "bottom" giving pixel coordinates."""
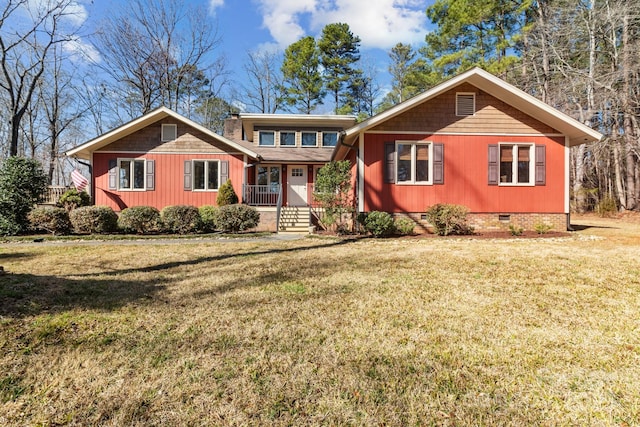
[
  {"left": 278, "top": 130, "right": 297, "bottom": 147},
  {"left": 243, "top": 154, "right": 248, "bottom": 189},
  {"left": 161, "top": 123, "right": 177, "bottom": 142},
  {"left": 321, "top": 131, "right": 339, "bottom": 148},
  {"left": 363, "top": 130, "right": 566, "bottom": 138},
  {"left": 358, "top": 132, "right": 364, "bottom": 212},
  {"left": 191, "top": 159, "right": 221, "bottom": 191},
  {"left": 301, "top": 131, "right": 318, "bottom": 147},
  {"left": 117, "top": 158, "right": 147, "bottom": 191},
  {"left": 258, "top": 130, "right": 276, "bottom": 146},
  {"left": 497, "top": 143, "right": 535, "bottom": 186},
  {"left": 456, "top": 92, "right": 476, "bottom": 116},
  {"left": 94, "top": 150, "right": 246, "bottom": 156},
  {"left": 565, "top": 137, "right": 570, "bottom": 213},
  {"left": 395, "top": 140, "right": 433, "bottom": 185},
  {"left": 256, "top": 164, "right": 281, "bottom": 191}
]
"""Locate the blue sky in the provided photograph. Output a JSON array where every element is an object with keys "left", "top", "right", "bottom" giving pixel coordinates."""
[{"left": 72, "top": 0, "right": 436, "bottom": 110}]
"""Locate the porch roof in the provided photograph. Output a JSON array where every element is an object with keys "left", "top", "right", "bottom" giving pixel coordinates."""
[{"left": 231, "top": 139, "right": 333, "bottom": 163}]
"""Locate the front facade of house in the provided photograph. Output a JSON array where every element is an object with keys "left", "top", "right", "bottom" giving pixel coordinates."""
[{"left": 67, "top": 68, "right": 602, "bottom": 233}]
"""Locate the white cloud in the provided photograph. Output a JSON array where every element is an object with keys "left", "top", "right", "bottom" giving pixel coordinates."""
[
  {"left": 256, "top": 0, "right": 428, "bottom": 50},
  {"left": 63, "top": 37, "right": 101, "bottom": 64},
  {"left": 209, "top": 0, "right": 224, "bottom": 14}
]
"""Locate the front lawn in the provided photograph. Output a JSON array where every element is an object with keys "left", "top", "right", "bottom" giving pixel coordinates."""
[{"left": 0, "top": 217, "right": 639, "bottom": 425}]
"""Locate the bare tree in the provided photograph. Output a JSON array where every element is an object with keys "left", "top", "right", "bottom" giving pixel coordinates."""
[{"left": 241, "top": 49, "right": 283, "bottom": 113}]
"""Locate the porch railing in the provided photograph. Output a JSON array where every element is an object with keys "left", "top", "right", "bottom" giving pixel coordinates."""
[
  {"left": 242, "top": 184, "right": 281, "bottom": 206},
  {"left": 41, "top": 186, "right": 72, "bottom": 205}
]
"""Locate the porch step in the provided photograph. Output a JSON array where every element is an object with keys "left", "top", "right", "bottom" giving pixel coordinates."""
[{"left": 279, "top": 206, "right": 311, "bottom": 234}]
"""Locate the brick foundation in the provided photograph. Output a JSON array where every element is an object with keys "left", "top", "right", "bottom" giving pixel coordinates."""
[{"left": 391, "top": 212, "right": 568, "bottom": 234}]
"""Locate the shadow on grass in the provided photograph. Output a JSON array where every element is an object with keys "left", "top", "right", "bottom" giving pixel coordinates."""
[{"left": 0, "top": 273, "right": 167, "bottom": 318}]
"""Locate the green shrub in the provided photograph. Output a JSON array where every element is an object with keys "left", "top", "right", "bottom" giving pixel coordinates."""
[
  {"left": 534, "top": 222, "right": 553, "bottom": 234},
  {"left": 595, "top": 195, "right": 617, "bottom": 217},
  {"left": 199, "top": 205, "right": 219, "bottom": 232},
  {"left": 217, "top": 180, "right": 239, "bottom": 206},
  {"left": 0, "top": 157, "right": 48, "bottom": 235},
  {"left": 425, "top": 203, "right": 474, "bottom": 236},
  {"left": 214, "top": 204, "right": 259, "bottom": 233},
  {"left": 394, "top": 217, "right": 415, "bottom": 235},
  {"left": 364, "top": 211, "right": 395, "bottom": 237},
  {"left": 118, "top": 206, "right": 161, "bottom": 234},
  {"left": 161, "top": 205, "right": 202, "bottom": 234},
  {"left": 70, "top": 206, "right": 118, "bottom": 234},
  {"left": 508, "top": 224, "right": 524, "bottom": 236},
  {"left": 57, "top": 188, "right": 91, "bottom": 211},
  {"left": 28, "top": 207, "right": 72, "bottom": 235}
]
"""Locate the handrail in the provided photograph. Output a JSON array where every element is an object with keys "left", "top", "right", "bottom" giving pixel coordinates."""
[{"left": 275, "top": 184, "right": 283, "bottom": 233}]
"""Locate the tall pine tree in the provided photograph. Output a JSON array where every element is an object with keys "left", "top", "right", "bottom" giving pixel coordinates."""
[{"left": 280, "top": 36, "right": 324, "bottom": 114}]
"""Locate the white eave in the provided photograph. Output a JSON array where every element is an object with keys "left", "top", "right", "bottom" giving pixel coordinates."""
[
  {"left": 239, "top": 113, "right": 357, "bottom": 143},
  {"left": 66, "top": 106, "right": 261, "bottom": 161},
  {"left": 334, "top": 67, "right": 603, "bottom": 160}
]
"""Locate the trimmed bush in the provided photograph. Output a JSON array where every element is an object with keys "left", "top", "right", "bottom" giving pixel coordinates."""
[
  {"left": 118, "top": 206, "right": 161, "bottom": 234},
  {"left": 70, "top": 206, "right": 118, "bottom": 234},
  {"left": 28, "top": 207, "right": 72, "bottom": 235},
  {"left": 425, "top": 203, "right": 474, "bottom": 236},
  {"left": 214, "top": 204, "right": 259, "bottom": 233},
  {"left": 161, "top": 205, "right": 202, "bottom": 234},
  {"left": 199, "top": 205, "right": 219, "bottom": 233},
  {"left": 57, "top": 188, "right": 91, "bottom": 211},
  {"left": 394, "top": 217, "right": 415, "bottom": 235},
  {"left": 217, "top": 180, "right": 239, "bottom": 206},
  {"left": 0, "top": 157, "right": 48, "bottom": 235},
  {"left": 364, "top": 211, "right": 395, "bottom": 237}
]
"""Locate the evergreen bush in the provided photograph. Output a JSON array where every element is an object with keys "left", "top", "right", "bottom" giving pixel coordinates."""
[
  {"left": 425, "top": 204, "right": 474, "bottom": 236},
  {"left": 214, "top": 204, "right": 259, "bottom": 233},
  {"left": 199, "top": 205, "right": 219, "bottom": 232},
  {"left": 118, "top": 206, "right": 161, "bottom": 234},
  {"left": 394, "top": 217, "right": 415, "bottom": 235},
  {"left": 0, "top": 157, "right": 48, "bottom": 235},
  {"left": 217, "top": 180, "right": 239, "bottom": 206},
  {"left": 57, "top": 188, "right": 91, "bottom": 211},
  {"left": 28, "top": 207, "right": 72, "bottom": 235},
  {"left": 70, "top": 206, "right": 118, "bottom": 234},
  {"left": 161, "top": 205, "right": 202, "bottom": 234},
  {"left": 364, "top": 211, "right": 395, "bottom": 237}
]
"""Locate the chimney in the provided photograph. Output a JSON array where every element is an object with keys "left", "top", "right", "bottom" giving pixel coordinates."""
[{"left": 223, "top": 113, "right": 243, "bottom": 140}]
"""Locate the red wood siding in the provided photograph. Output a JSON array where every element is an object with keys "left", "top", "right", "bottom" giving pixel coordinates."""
[
  {"left": 93, "top": 152, "right": 245, "bottom": 211},
  {"left": 363, "top": 134, "right": 565, "bottom": 213}
]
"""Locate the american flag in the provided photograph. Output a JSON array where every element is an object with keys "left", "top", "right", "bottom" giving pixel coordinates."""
[{"left": 71, "top": 169, "right": 89, "bottom": 192}]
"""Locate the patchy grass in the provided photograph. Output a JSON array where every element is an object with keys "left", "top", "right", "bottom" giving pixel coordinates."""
[{"left": 0, "top": 218, "right": 639, "bottom": 425}]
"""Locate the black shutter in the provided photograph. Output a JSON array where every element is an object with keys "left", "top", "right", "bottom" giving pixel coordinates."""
[
  {"left": 433, "top": 143, "right": 444, "bottom": 184},
  {"left": 146, "top": 160, "right": 155, "bottom": 190},
  {"left": 220, "top": 160, "right": 229, "bottom": 186},
  {"left": 488, "top": 144, "right": 499, "bottom": 185},
  {"left": 535, "top": 145, "right": 546, "bottom": 186},
  {"left": 108, "top": 159, "right": 117, "bottom": 190},
  {"left": 384, "top": 142, "right": 395, "bottom": 183},
  {"left": 184, "top": 160, "right": 192, "bottom": 191}
]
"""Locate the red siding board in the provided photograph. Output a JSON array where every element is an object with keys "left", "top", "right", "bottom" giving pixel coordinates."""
[
  {"left": 93, "top": 152, "right": 245, "bottom": 211},
  {"left": 363, "top": 133, "right": 565, "bottom": 214}
]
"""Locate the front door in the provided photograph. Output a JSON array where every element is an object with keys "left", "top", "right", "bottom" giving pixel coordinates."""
[{"left": 287, "top": 166, "right": 307, "bottom": 206}]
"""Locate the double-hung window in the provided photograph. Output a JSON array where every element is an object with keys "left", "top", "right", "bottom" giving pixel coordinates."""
[
  {"left": 119, "top": 159, "right": 145, "bottom": 190},
  {"left": 396, "top": 141, "right": 432, "bottom": 184},
  {"left": 259, "top": 131, "right": 275, "bottom": 146},
  {"left": 499, "top": 144, "right": 534, "bottom": 185},
  {"left": 257, "top": 165, "right": 280, "bottom": 192},
  {"left": 193, "top": 160, "right": 220, "bottom": 191}
]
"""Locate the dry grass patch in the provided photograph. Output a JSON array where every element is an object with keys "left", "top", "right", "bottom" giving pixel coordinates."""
[{"left": 0, "top": 222, "right": 639, "bottom": 425}]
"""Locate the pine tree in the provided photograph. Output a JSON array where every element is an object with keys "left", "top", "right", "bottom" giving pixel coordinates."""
[
  {"left": 217, "top": 180, "right": 238, "bottom": 206},
  {"left": 280, "top": 36, "right": 324, "bottom": 114}
]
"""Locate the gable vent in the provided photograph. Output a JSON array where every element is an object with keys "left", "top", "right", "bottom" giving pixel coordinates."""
[{"left": 456, "top": 93, "right": 475, "bottom": 116}]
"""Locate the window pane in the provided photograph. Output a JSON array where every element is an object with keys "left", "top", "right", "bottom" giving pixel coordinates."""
[
  {"left": 259, "top": 131, "right": 274, "bottom": 146},
  {"left": 207, "top": 161, "right": 218, "bottom": 190},
  {"left": 500, "top": 161, "right": 512, "bottom": 183},
  {"left": 500, "top": 145, "right": 513, "bottom": 162},
  {"left": 397, "top": 144, "right": 412, "bottom": 182},
  {"left": 193, "top": 161, "right": 205, "bottom": 190},
  {"left": 518, "top": 146, "right": 530, "bottom": 183},
  {"left": 257, "top": 166, "right": 268, "bottom": 185},
  {"left": 270, "top": 167, "right": 280, "bottom": 192},
  {"left": 280, "top": 132, "right": 295, "bottom": 146},
  {"left": 119, "top": 160, "right": 131, "bottom": 189},
  {"left": 322, "top": 132, "right": 337, "bottom": 147},
  {"left": 133, "top": 160, "right": 145, "bottom": 189},
  {"left": 301, "top": 132, "right": 316, "bottom": 146}
]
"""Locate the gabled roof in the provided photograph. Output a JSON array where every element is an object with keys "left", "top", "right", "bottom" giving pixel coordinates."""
[
  {"left": 333, "top": 67, "right": 603, "bottom": 160},
  {"left": 66, "top": 106, "right": 260, "bottom": 160}
]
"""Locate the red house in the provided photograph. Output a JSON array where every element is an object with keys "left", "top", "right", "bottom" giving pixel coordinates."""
[
  {"left": 333, "top": 67, "right": 602, "bottom": 231},
  {"left": 67, "top": 68, "right": 602, "bottom": 233}
]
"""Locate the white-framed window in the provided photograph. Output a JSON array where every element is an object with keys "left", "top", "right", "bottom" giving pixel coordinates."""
[
  {"left": 456, "top": 92, "right": 475, "bottom": 116},
  {"left": 499, "top": 143, "right": 534, "bottom": 185},
  {"left": 192, "top": 160, "right": 220, "bottom": 191},
  {"left": 301, "top": 132, "right": 317, "bottom": 147},
  {"left": 321, "top": 132, "right": 338, "bottom": 147},
  {"left": 118, "top": 158, "right": 146, "bottom": 190},
  {"left": 257, "top": 165, "right": 280, "bottom": 192},
  {"left": 259, "top": 131, "right": 275, "bottom": 146},
  {"left": 396, "top": 141, "right": 432, "bottom": 185},
  {"left": 280, "top": 131, "right": 296, "bottom": 146},
  {"left": 161, "top": 124, "right": 177, "bottom": 141},
  {"left": 291, "top": 167, "right": 304, "bottom": 177}
]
